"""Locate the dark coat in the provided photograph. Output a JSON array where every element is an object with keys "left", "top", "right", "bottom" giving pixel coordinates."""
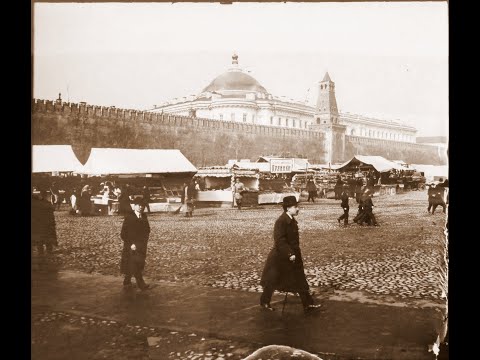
[
  {"left": 429, "top": 187, "right": 445, "bottom": 205},
  {"left": 31, "top": 196, "right": 58, "bottom": 247},
  {"left": 182, "top": 183, "right": 197, "bottom": 204},
  {"left": 260, "top": 212, "right": 310, "bottom": 293},
  {"left": 120, "top": 212, "right": 150, "bottom": 274},
  {"left": 340, "top": 192, "right": 349, "bottom": 209}
]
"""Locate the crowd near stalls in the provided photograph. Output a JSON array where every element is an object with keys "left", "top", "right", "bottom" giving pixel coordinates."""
[
  {"left": 32, "top": 145, "right": 85, "bottom": 208},
  {"left": 78, "top": 148, "right": 198, "bottom": 214},
  {"left": 292, "top": 164, "right": 342, "bottom": 199}
]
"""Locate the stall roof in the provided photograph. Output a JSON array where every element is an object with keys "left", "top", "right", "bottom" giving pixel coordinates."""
[
  {"left": 230, "top": 161, "right": 271, "bottom": 172},
  {"left": 195, "top": 167, "right": 232, "bottom": 178},
  {"left": 32, "top": 145, "right": 84, "bottom": 173},
  {"left": 336, "top": 155, "right": 405, "bottom": 173},
  {"left": 410, "top": 164, "right": 448, "bottom": 182},
  {"left": 80, "top": 148, "right": 197, "bottom": 175}
]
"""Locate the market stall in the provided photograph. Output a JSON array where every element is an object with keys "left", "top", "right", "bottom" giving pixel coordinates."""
[
  {"left": 335, "top": 155, "right": 406, "bottom": 197},
  {"left": 233, "top": 157, "right": 303, "bottom": 204},
  {"left": 194, "top": 167, "right": 234, "bottom": 207},
  {"left": 80, "top": 148, "right": 197, "bottom": 214},
  {"left": 32, "top": 145, "right": 85, "bottom": 204}
]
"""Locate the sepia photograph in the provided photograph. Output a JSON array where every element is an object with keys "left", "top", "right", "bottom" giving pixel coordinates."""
[{"left": 31, "top": 1, "right": 449, "bottom": 359}]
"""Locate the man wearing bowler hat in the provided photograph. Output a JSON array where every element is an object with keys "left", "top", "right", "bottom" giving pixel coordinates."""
[
  {"left": 259, "top": 195, "right": 322, "bottom": 314},
  {"left": 120, "top": 197, "right": 151, "bottom": 291}
]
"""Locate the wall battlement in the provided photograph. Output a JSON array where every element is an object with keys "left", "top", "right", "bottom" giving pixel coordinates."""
[
  {"left": 31, "top": 99, "right": 446, "bottom": 166},
  {"left": 32, "top": 99, "right": 322, "bottom": 139}
]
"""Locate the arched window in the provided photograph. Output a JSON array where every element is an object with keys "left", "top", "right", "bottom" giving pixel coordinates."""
[
  {"left": 369, "top": 130, "right": 372, "bottom": 137},
  {"left": 285, "top": 118, "right": 289, "bottom": 127},
  {"left": 350, "top": 129, "right": 356, "bottom": 136},
  {"left": 317, "top": 118, "right": 321, "bottom": 125}
]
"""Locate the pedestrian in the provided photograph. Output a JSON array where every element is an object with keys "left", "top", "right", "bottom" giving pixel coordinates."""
[
  {"left": 31, "top": 190, "right": 58, "bottom": 255},
  {"left": 120, "top": 197, "right": 151, "bottom": 291},
  {"left": 357, "top": 189, "right": 379, "bottom": 226},
  {"left": 428, "top": 183, "right": 446, "bottom": 214},
  {"left": 306, "top": 178, "right": 317, "bottom": 203},
  {"left": 142, "top": 186, "right": 151, "bottom": 213},
  {"left": 233, "top": 177, "right": 245, "bottom": 210},
  {"left": 259, "top": 195, "right": 322, "bottom": 314},
  {"left": 337, "top": 185, "right": 349, "bottom": 226},
  {"left": 118, "top": 186, "right": 133, "bottom": 216},
  {"left": 50, "top": 181, "right": 61, "bottom": 211},
  {"left": 334, "top": 175, "right": 343, "bottom": 200},
  {"left": 183, "top": 179, "right": 197, "bottom": 217}
]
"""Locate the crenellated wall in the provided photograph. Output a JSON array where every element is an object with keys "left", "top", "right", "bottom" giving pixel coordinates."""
[
  {"left": 31, "top": 99, "right": 446, "bottom": 166},
  {"left": 31, "top": 99, "right": 326, "bottom": 166}
]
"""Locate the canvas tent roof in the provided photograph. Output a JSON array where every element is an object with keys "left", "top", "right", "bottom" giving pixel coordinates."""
[
  {"left": 32, "top": 145, "right": 84, "bottom": 173},
  {"left": 336, "top": 155, "right": 405, "bottom": 173},
  {"left": 410, "top": 164, "right": 448, "bottom": 182},
  {"left": 80, "top": 148, "right": 197, "bottom": 175}
]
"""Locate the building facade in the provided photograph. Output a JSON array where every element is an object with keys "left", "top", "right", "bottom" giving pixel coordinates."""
[{"left": 149, "top": 54, "right": 418, "bottom": 147}]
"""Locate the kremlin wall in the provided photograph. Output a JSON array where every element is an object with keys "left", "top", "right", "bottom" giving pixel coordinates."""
[{"left": 31, "top": 98, "right": 446, "bottom": 166}]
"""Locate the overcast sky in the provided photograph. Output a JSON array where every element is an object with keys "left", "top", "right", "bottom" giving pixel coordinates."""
[{"left": 33, "top": 2, "right": 448, "bottom": 137}]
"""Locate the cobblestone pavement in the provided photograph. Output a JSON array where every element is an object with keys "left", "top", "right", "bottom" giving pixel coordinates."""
[
  {"left": 32, "top": 190, "right": 448, "bottom": 360},
  {"left": 43, "top": 190, "right": 448, "bottom": 305}
]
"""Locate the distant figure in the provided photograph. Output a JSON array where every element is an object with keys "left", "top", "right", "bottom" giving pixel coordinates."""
[
  {"left": 259, "top": 196, "right": 322, "bottom": 315},
  {"left": 79, "top": 185, "right": 93, "bottom": 216},
  {"left": 233, "top": 178, "right": 245, "bottom": 210},
  {"left": 118, "top": 186, "right": 133, "bottom": 216},
  {"left": 334, "top": 176, "right": 343, "bottom": 200},
  {"left": 183, "top": 180, "right": 197, "bottom": 217},
  {"left": 69, "top": 188, "right": 78, "bottom": 215},
  {"left": 31, "top": 191, "right": 58, "bottom": 255},
  {"left": 50, "top": 182, "right": 61, "bottom": 211},
  {"left": 142, "top": 186, "right": 151, "bottom": 213},
  {"left": 337, "top": 186, "right": 350, "bottom": 226},
  {"left": 306, "top": 179, "right": 317, "bottom": 203},
  {"left": 120, "top": 197, "right": 151, "bottom": 291}
]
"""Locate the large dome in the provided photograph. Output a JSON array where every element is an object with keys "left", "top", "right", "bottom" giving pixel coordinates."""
[
  {"left": 201, "top": 54, "right": 268, "bottom": 94},
  {"left": 202, "top": 71, "right": 268, "bottom": 93}
]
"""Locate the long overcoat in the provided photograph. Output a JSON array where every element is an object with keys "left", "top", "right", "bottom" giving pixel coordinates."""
[
  {"left": 31, "top": 196, "right": 58, "bottom": 247},
  {"left": 120, "top": 212, "right": 150, "bottom": 274},
  {"left": 260, "top": 212, "right": 309, "bottom": 293}
]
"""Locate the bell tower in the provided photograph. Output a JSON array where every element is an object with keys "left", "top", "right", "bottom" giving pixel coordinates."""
[
  {"left": 311, "top": 72, "right": 346, "bottom": 164},
  {"left": 315, "top": 72, "right": 339, "bottom": 125}
]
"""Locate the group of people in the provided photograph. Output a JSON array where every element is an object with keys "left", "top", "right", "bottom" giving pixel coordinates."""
[
  {"left": 427, "top": 178, "right": 448, "bottom": 214},
  {"left": 337, "top": 186, "right": 378, "bottom": 226}
]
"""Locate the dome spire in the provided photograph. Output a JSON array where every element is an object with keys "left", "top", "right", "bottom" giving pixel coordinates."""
[{"left": 232, "top": 52, "right": 238, "bottom": 65}]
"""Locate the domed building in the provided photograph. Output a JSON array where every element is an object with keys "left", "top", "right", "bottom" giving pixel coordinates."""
[{"left": 149, "top": 54, "right": 417, "bottom": 144}]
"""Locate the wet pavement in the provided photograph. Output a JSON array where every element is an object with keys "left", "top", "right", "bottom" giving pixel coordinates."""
[{"left": 32, "top": 269, "right": 445, "bottom": 360}]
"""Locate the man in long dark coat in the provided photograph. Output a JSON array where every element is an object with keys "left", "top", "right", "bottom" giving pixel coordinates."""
[
  {"left": 337, "top": 186, "right": 350, "bottom": 226},
  {"left": 259, "top": 196, "right": 322, "bottom": 314},
  {"left": 31, "top": 191, "right": 58, "bottom": 255},
  {"left": 120, "top": 197, "right": 151, "bottom": 290}
]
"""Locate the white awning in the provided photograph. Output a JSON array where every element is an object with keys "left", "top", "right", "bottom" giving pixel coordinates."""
[
  {"left": 32, "top": 145, "right": 84, "bottom": 173},
  {"left": 80, "top": 148, "right": 197, "bottom": 175}
]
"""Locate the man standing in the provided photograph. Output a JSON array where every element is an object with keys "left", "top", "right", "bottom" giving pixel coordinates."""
[
  {"left": 31, "top": 190, "right": 58, "bottom": 255},
  {"left": 183, "top": 180, "right": 197, "bottom": 217},
  {"left": 120, "top": 197, "right": 151, "bottom": 291},
  {"left": 259, "top": 196, "right": 322, "bottom": 314},
  {"left": 337, "top": 185, "right": 349, "bottom": 226},
  {"left": 306, "top": 178, "right": 317, "bottom": 203},
  {"left": 142, "top": 186, "right": 151, "bottom": 213},
  {"left": 233, "top": 177, "right": 245, "bottom": 210}
]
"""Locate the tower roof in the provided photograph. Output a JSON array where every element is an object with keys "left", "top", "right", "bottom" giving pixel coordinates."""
[{"left": 322, "top": 72, "right": 332, "bottom": 82}]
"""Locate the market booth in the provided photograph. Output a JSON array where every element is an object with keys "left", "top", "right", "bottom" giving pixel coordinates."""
[
  {"left": 80, "top": 148, "right": 197, "bottom": 214},
  {"left": 32, "top": 145, "right": 85, "bottom": 202},
  {"left": 335, "top": 155, "right": 405, "bottom": 196},
  {"left": 232, "top": 157, "right": 302, "bottom": 204},
  {"left": 194, "top": 167, "right": 234, "bottom": 207}
]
